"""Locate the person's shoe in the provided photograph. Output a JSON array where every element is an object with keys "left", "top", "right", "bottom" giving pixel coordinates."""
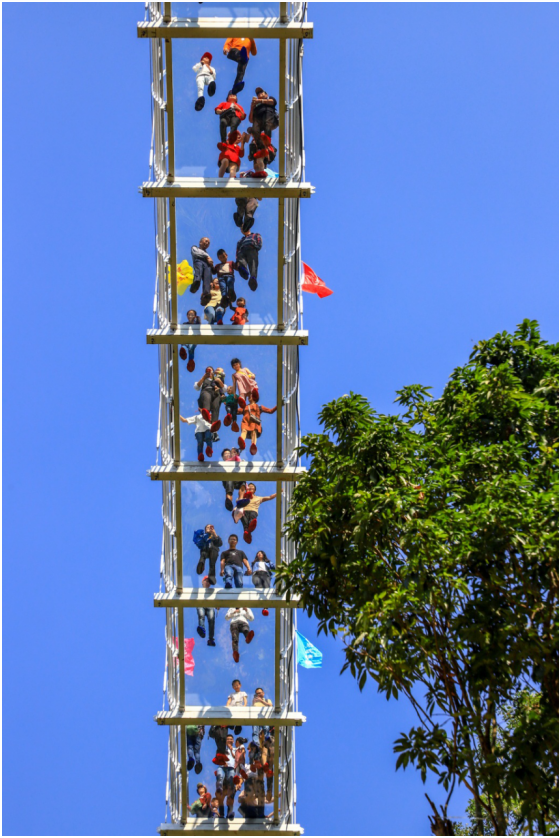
[
  {"left": 239, "top": 767, "right": 248, "bottom": 780},
  {"left": 233, "top": 650, "right": 240, "bottom": 662},
  {"left": 187, "top": 359, "right": 195, "bottom": 372},
  {"left": 225, "top": 497, "right": 234, "bottom": 511},
  {"left": 187, "top": 757, "right": 195, "bottom": 770},
  {"left": 253, "top": 760, "right": 262, "bottom": 770},
  {"left": 242, "top": 217, "right": 254, "bottom": 232},
  {"left": 224, "top": 414, "right": 232, "bottom": 427},
  {"left": 243, "top": 531, "right": 252, "bottom": 544},
  {"left": 238, "top": 397, "right": 246, "bottom": 409},
  {"left": 245, "top": 630, "right": 255, "bottom": 644},
  {"left": 250, "top": 443, "right": 257, "bottom": 455},
  {"left": 233, "top": 211, "right": 243, "bottom": 228},
  {"left": 212, "top": 431, "right": 220, "bottom": 442},
  {"left": 238, "top": 436, "right": 246, "bottom": 450},
  {"left": 196, "top": 625, "right": 206, "bottom": 638},
  {"left": 200, "top": 408, "right": 211, "bottom": 422},
  {"left": 262, "top": 609, "right": 269, "bottom": 616},
  {"left": 179, "top": 347, "right": 187, "bottom": 360},
  {"left": 205, "top": 446, "right": 213, "bottom": 457},
  {"left": 217, "top": 319, "right": 223, "bottom": 325},
  {"left": 239, "top": 46, "right": 248, "bottom": 64},
  {"left": 231, "top": 421, "right": 240, "bottom": 433},
  {"left": 249, "top": 277, "right": 258, "bottom": 291},
  {"left": 198, "top": 453, "right": 205, "bottom": 462},
  {"left": 224, "top": 581, "right": 233, "bottom": 589},
  {"left": 190, "top": 279, "right": 201, "bottom": 293},
  {"left": 234, "top": 725, "right": 242, "bottom": 735},
  {"left": 228, "top": 287, "right": 237, "bottom": 304},
  {"left": 196, "top": 558, "right": 205, "bottom": 574},
  {"left": 195, "top": 762, "right": 204, "bottom": 774},
  {"left": 248, "top": 518, "right": 258, "bottom": 533},
  {"left": 252, "top": 388, "right": 259, "bottom": 402},
  {"left": 207, "top": 638, "right": 216, "bottom": 646},
  {"left": 243, "top": 491, "right": 254, "bottom": 501},
  {"left": 208, "top": 80, "right": 216, "bottom": 96},
  {"left": 195, "top": 96, "right": 205, "bottom": 111},
  {"left": 227, "top": 811, "right": 235, "bottom": 821},
  {"left": 211, "top": 420, "right": 221, "bottom": 432},
  {"left": 236, "top": 498, "right": 251, "bottom": 509},
  {"left": 213, "top": 754, "right": 228, "bottom": 766},
  {"left": 231, "top": 80, "right": 245, "bottom": 95},
  {"left": 237, "top": 264, "right": 249, "bottom": 280}
]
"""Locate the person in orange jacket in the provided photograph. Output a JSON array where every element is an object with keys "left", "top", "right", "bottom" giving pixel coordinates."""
[
  {"left": 237, "top": 391, "right": 277, "bottom": 456},
  {"left": 223, "top": 37, "right": 257, "bottom": 95}
]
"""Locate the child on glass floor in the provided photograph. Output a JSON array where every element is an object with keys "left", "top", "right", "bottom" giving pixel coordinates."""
[
  {"left": 233, "top": 483, "right": 277, "bottom": 545},
  {"left": 203, "top": 279, "right": 228, "bottom": 325},
  {"left": 237, "top": 391, "right": 277, "bottom": 456},
  {"left": 217, "top": 129, "right": 246, "bottom": 178},
  {"left": 230, "top": 296, "right": 249, "bottom": 325},
  {"left": 231, "top": 357, "right": 258, "bottom": 407},
  {"left": 222, "top": 387, "right": 241, "bottom": 432}
]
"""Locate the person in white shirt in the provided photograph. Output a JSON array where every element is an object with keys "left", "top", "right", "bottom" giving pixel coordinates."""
[
  {"left": 226, "top": 678, "right": 248, "bottom": 707},
  {"left": 225, "top": 607, "right": 254, "bottom": 662},
  {"left": 193, "top": 52, "right": 216, "bottom": 111},
  {"left": 180, "top": 409, "right": 216, "bottom": 462}
]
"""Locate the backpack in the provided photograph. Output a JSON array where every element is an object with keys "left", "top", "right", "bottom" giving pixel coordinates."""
[{"left": 193, "top": 529, "right": 210, "bottom": 550}]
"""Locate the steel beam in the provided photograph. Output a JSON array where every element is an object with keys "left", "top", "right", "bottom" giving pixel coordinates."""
[
  {"left": 149, "top": 463, "right": 306, "bottom": 482},
  {"left": 141, "top": 178, "right": 314, "bottom": 199},
  {"left": 154, "top": 589, "right": 301, "bottom": 608},
  {"left": 158, "top": 822, "right": 303, "bottom": 836},
  {"left": 155, "top": 708, "right": 306, "bottom": 726},
  {"left": 147, "top": 326, "right": 308, "bottom": 346},
  {"left": 138, "top": 18, "right": 313, "bottom": 40}
]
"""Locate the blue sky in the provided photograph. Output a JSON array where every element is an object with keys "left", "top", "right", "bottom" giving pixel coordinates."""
[{"left": 3, "top": 3, "right": 558, "bottom": 836}]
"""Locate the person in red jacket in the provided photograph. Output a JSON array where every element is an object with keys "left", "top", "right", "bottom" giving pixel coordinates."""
[
  {"left": 217, "top": 129, "right": 246, "bottom": 178},
  {"left": 223, "top": 37, "right": 257, "bottom": 95},
  {"left": 230, "top": 297, "right": 249, "bottom": 325},
  {"left": 215, "top": 93, "right": 246, "bottom": 144}
]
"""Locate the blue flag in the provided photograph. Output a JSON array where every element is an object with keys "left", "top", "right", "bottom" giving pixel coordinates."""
[{"left": 295, "top": 630, "right": 323, "bottom": 669}]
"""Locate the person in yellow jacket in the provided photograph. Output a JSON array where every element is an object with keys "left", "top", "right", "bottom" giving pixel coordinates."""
[{"left": 223, "top": 37, "right": 257, "bottom": 95}]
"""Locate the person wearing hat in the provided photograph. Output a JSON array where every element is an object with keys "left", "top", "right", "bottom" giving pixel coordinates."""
[
  {"left": 192, "top": 52, "right": 216, "bottom": 111},
  {"left": 223, "top": 37, "right": 257, "bottom": 95}
]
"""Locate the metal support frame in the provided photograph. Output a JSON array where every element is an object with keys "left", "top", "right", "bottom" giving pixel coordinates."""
[
  {"left": 147, "top": 326, "right": 308, "bottom": 346},
  {"left": 145, "top": 2, "right": 310, "bottom": 831},
  {"left": 142, "top": 178, "right": 314, "bottom": 198},
  {"left": 138, "top": 18, "right": 313, "bottom": 40}
]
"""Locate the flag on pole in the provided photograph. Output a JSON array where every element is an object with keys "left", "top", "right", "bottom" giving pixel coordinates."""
[
  {"left": 295, "top": 630, "right": 323, "bottom": 669},
  {"left": 301, "top": 262, "right": 333, "bottom": 298},
  {"left": 173, "top": 637, "right": 195, "bottom": 676}
]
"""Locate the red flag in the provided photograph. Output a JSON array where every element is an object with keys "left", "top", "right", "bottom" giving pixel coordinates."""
[
  {"left": 173, "top": 637, "right": 195, "bottom": 676},
  {"left": 301, "top": 262, "right": 333, "bottom": 298}
]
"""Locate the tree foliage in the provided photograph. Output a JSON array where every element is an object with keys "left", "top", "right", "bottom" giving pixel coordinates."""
[{"left": 278, "top": 321, "right": 558, "bottom": 835}]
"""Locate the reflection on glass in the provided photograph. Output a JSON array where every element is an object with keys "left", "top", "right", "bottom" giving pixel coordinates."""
[
  {"left": 172, "top": 3, "right": 280, "bottom": 21},
  {"left": 186, "top": 722, "right": 276, "bottom": 821},
  {"left": 179, "top": 346, "right": 278, "bottom": 461}
]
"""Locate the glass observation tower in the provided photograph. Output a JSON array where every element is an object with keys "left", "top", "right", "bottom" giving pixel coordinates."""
[{"left": 139, "top": 3, "right": 313, "bottom": 834}]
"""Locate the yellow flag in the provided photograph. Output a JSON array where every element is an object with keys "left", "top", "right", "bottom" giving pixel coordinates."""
[{"left": 168, "top": 259, "right": 194, "bottom": 296}]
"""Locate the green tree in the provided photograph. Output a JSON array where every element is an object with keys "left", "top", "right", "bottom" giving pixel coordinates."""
[{"left": 278, "top": 321, "right": 558, "bottom": 835}]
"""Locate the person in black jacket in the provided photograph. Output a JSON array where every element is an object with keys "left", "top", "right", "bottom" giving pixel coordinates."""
[{"left": 197, "top": 524, "right": 223, "bottom": 584}]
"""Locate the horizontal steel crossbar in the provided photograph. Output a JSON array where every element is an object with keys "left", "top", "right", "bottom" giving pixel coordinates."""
[
  {"left": 147, "top": 327, "right": 308, "bottom": 346},
  {"left": 138, "top": 17, "right": 313, "bottom": 40},
  {"left": 155, "top": 707, "right": 306, "bottom": 725},
  {"left": 149, "top": 463, "right": 306, "bottom": 482},
  {"left": 154, "top": 589, "right": 301, "bottom": 608},
  {"left": 158, "top": 822, "right": 303, "bottom": 836},
  {"left": 141, "top": 178, "right": 314, "bottom": 199}
]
